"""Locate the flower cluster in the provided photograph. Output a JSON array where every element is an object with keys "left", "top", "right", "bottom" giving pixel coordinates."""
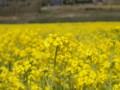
[{"left": 0, "top": 22, "right": 120, "bottom": 90}]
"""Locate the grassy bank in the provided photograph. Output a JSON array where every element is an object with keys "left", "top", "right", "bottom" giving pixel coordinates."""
[{"left": 0, "top": 5, "right": 120, "bottom": 23}]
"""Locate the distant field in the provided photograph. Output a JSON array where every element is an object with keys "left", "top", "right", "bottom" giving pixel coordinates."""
[
  {"left": 0, "top": 5, "right": 120, "bottom": 23},
  {"left": 0, "top": 22, "right": 120, "bottom": 90}
]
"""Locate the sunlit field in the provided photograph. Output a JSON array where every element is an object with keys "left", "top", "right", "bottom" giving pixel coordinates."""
[{"left": 0, "top": 22, "right": 120, "bottom": 90}]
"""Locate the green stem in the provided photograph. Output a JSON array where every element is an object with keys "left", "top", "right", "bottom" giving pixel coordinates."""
[
  {"left": 54, "top": 46, "right": 59, "bottom": 68},
  {"left": 8, "top": 61, "right": 12, "bottom": 72},
  {"left": 53, "top": 46, "right": 59, "bottom": 90}
]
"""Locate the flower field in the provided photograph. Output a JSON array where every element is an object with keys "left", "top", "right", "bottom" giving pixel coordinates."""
[{"left": 0, "top": 22, "right": 120, "bottom": 90}]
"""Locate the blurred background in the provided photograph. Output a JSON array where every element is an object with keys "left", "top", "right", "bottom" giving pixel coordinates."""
[{"left": 0, "top": 0, "right": 120, "bottom": 23}]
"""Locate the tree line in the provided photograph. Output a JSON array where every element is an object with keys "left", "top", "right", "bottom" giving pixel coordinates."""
[
  {"left": 0, "top": 0, "right": 105, "bottom": 8},
  {"left": 1, "top": 0, "right": 120, "bottom": 8}
]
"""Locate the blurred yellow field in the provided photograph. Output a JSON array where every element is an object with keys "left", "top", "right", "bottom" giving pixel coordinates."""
[{"left": 0, "top": 22, "right": 120, "bottom": 90}]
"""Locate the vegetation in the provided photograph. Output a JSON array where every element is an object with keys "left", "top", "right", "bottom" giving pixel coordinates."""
[
  {"left": 0, "top": 0, "right": 120, "bottom": 16},
  {"left": 0, "top": 0, "right": 51, "bottom": 14},
  {"left": 0, "top": 22, "right": 120, "bottom": 90}
]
